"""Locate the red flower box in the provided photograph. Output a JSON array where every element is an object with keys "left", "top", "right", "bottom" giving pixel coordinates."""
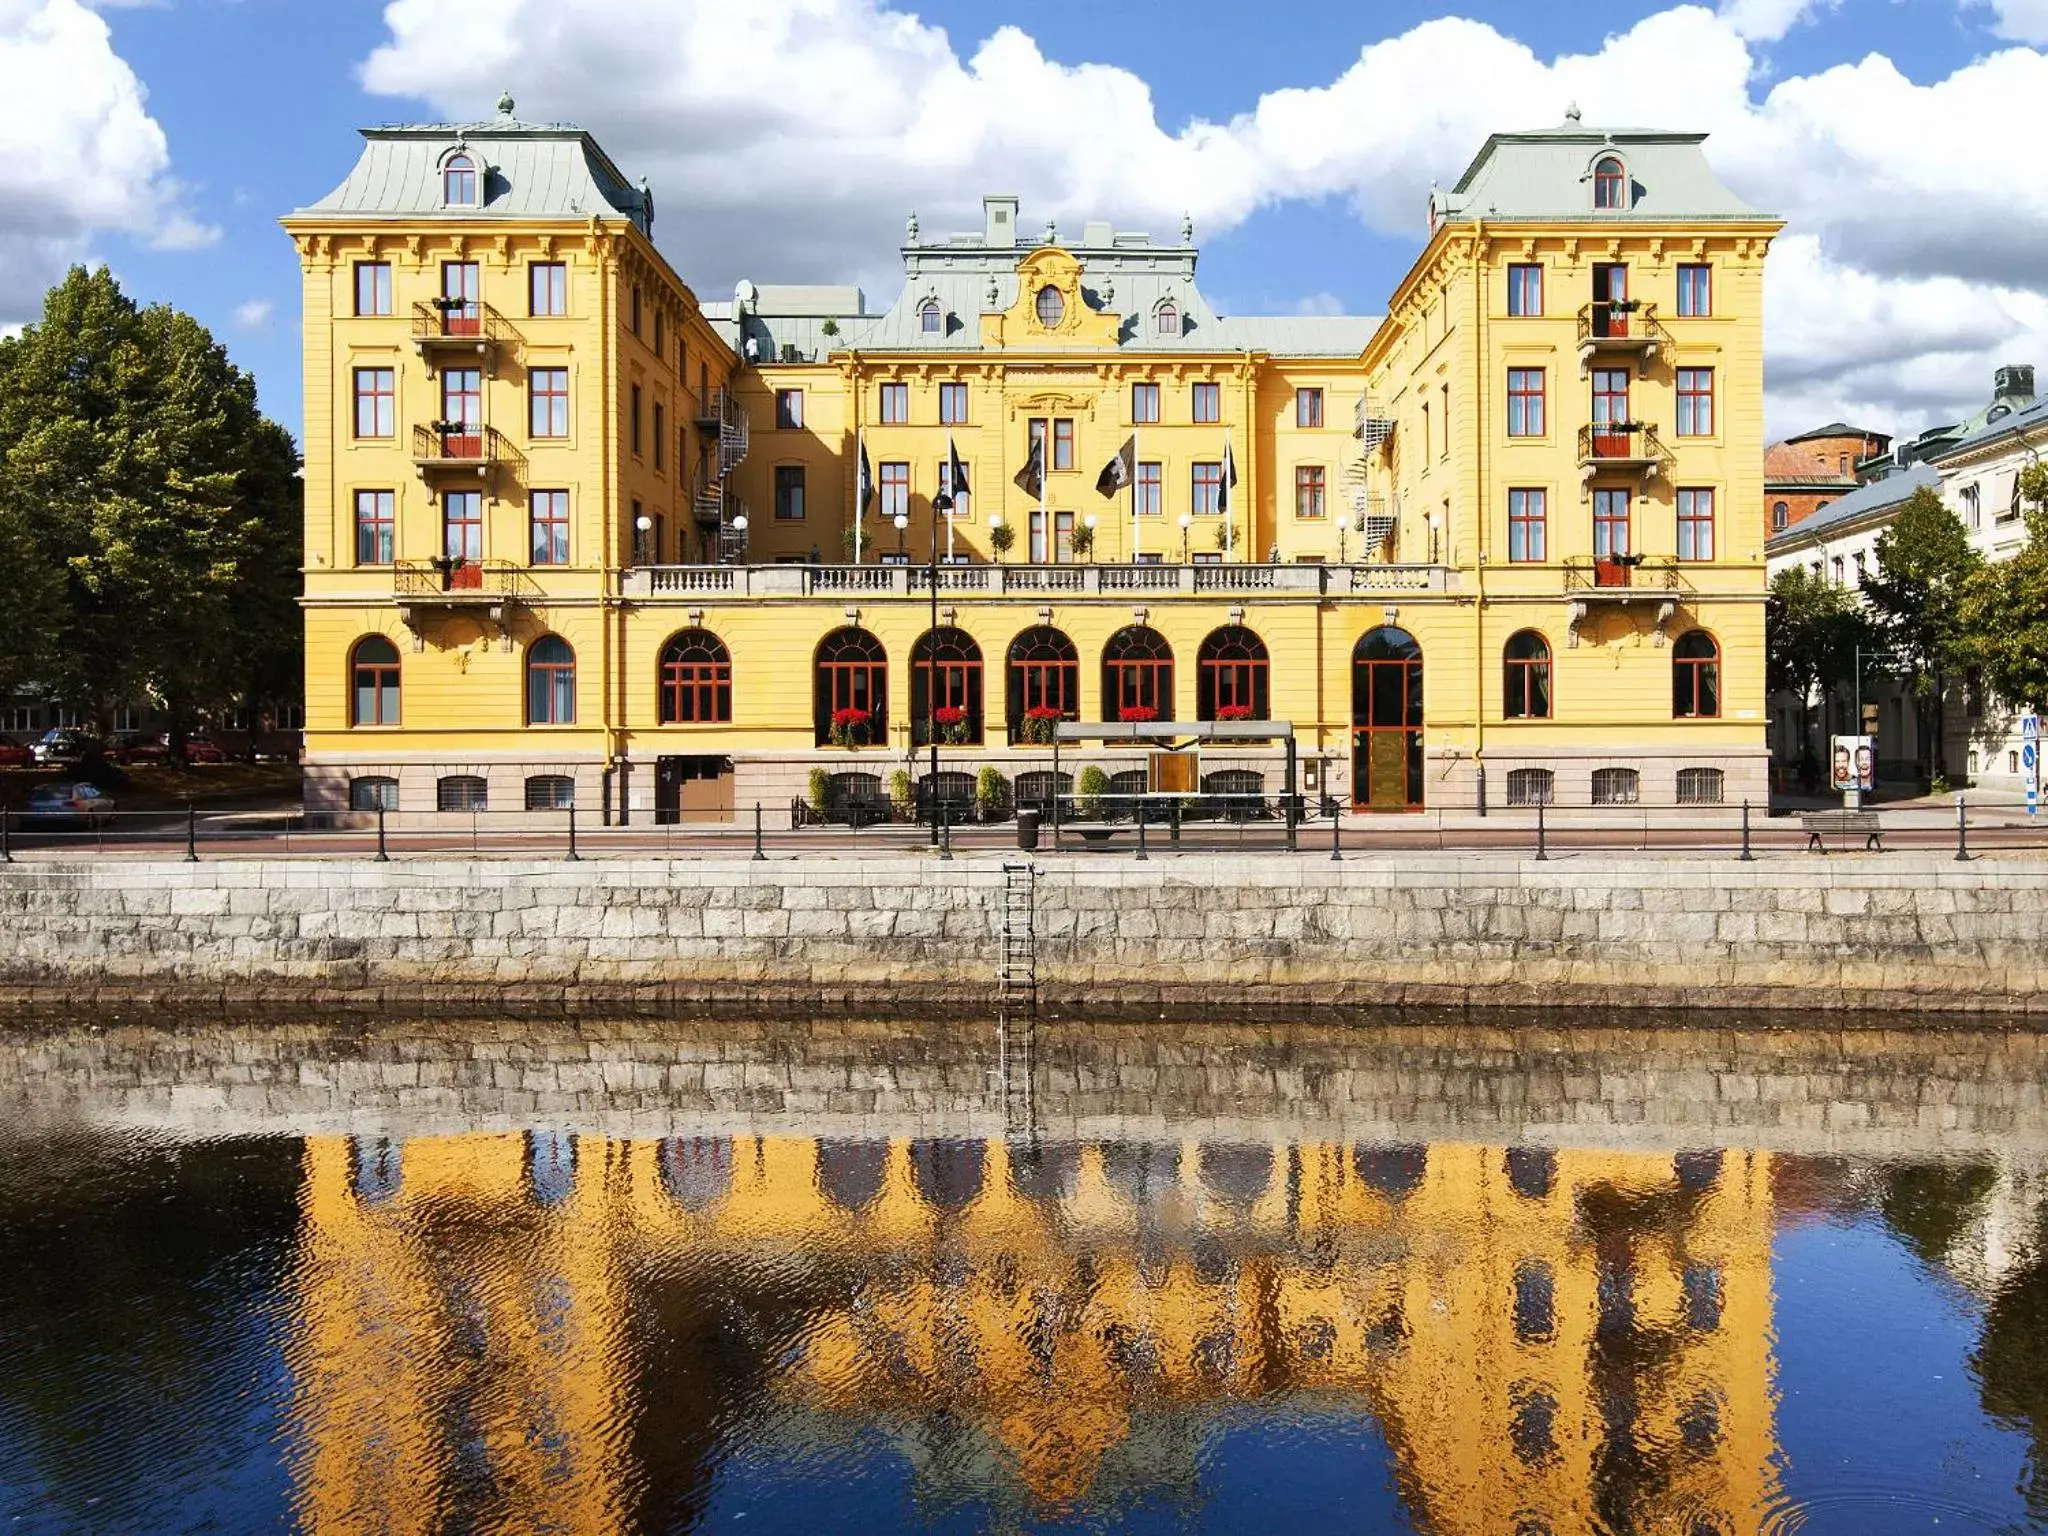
[
  {"left": 1216, "top": 704, "right": 1254, "bottom": 721},
  {"left": 1119, "top": 706, "right": 1160, "bottom": 724},
  {"left": 831, "top": 707, "right": 871, "bottom": 727},
  {"left": 1025, "top": 705, "right": 1063, "bottom": 721},
  {"left": 934, "top": 706, "right": 965, "bottom": 726}
]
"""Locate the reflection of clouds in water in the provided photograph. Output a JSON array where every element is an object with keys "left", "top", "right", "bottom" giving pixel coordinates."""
[{"left": 526, "top": 1131, "right": 576, "bottom": 1208}]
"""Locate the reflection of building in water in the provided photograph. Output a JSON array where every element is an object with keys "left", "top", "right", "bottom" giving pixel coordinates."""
[{"left": 288, "top": 1133, "right": 1780, "bottom": 1532}]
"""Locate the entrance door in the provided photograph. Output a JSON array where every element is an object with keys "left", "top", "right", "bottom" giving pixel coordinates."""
[
  {"left": 1592, "top": 263, "right": 1628, "bottom": 337},
  {"left": 1352, "top": 627, "right": 1423, "bottom": 811},
  {"left": 442, "top": 261, "right": 481, "bottom": 337},
  {"left": 655, "top": 755, "right": 734, "bottom": 824}
]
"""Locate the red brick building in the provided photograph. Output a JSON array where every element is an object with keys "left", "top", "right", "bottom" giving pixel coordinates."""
[{"left": 1765, "top": 423, "right": 1891, "bottom": 536}]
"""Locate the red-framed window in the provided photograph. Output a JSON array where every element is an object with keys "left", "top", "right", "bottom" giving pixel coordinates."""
[
  {"left": 1507, "top": 489, "right": 1546, "bottom": 563},
  {"left": 659, "top": 631, "right": 732, "bottom": 724},
  {"left": 912, "top": 628, "right": 984, "bottom": 746},
  {"left": 529, "top": 262, "right": 567, "bottom": 317},
  {"left": 441, "top": 153, "right": 477, "bottom": 207},
  {"left": 1052, "top": 418, "right": 1074, "bottom": 470},
  {"left": 1507, "top": 264, "right": 1542, "bottom": 317},
  {"left": 939, "top": 382, "right": 970, "bottom": 425},
  {"left": 1591, "top": 369, "right": 1631, "bottom": 455},
  {"left": 1594, "top": 156, "right": 1627, "bottom": 210},
  {"left": 442, "top": 491, "right": 484, "bottom": 569},
  {"left": 775, "top": 389, "right": 803, "bottom": 429},
  {"left": 1677, "top": 488, "right": 1715, "bottom": 562},
  {"left": 1132, "top": 382, "right": 1160, "bottom": 424},
  {"left": 350, "top": 636, "right": 401, "bottom": 727},
  {"left": 442, "top": 369, "right": 482, "bottom": 456},
  {"left": 1677, "top": 368, "right": 1714, "bottom": 437},
  {"left": 1676, "top": 264, "right": 1712, "bottom": 318},
  {"left": 879, "top": 461, "right": 909, "bottom": 521},
  {"left": 1295, "top": 465, "right": 1326, "bottom": 519},
  {"left": 878, "top": 382, "right": 908, "bottom": 424},
  {"left": 1136, "top": 461, "right": 1162, "bottom": 517},
  {"left": 1192, "top": 382, "right": 1221, "bottom": 423},
  {"left": 1593, "top": 488, "right": 1631, "bottom": 559},
  {"left": 1103, "top": 626, "right": 1174, "bottom": 720},
  {"left": 1674, "top": 631, "right": 1721, "bottom": 718},
  {"left": 1006, "top": 626, "right": 1078, "bottom": 733},
  {"left": 441, "top": 261, "right": 479, "bottom": 335},
  {"left": 530, "top": 490, "right": 569, "bottom": 565},
  {"left": 353, "top": 368, "right": 394, "bottom": 439},
  {"left": 354, "top": 262, "right": 392, "bottom": 317},
  {"left": 1296, "top": 388, "right": 1324, "bottom": 428},
  {"left": 1197, "top": 625, "right": 1269, "bottom": 720},
  {"left": 1503, "top": 630, "right": 1552, "bottom": 719},
  {"left": 354, "top": 490, "right": 394, "bottom": 566},
  {"left": 530, "top": 368, "right": 569, "bottom": 438},
  {"left": 1192, "top": 462, "right": 1224, "bottom": 516},
  {"left": 526, "top": 636, "right": 576, "bottom": 725},
  {"left": 1507, "top": 368, "right": 1545, "bottom": 437},
  {"left": 815, "top": 629, "right": 887, "bottom": 746}
]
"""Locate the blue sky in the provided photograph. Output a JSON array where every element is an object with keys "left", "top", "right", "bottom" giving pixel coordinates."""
[{"left": 12, "top": 0, "right": 2048, "bottom": 443}]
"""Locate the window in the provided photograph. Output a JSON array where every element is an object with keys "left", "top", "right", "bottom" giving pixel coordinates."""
[
  {"left": 354, "top": 262, "right": 392, "bottom": 317},
  {"left": 1296, "top": 387, "right": 1324, "bottom": 428},
  {"left": 1197, "top": 626, "right": 1269, "bottom": 720},
  {"left": 441, "top": 262, "right": 479, "bottom": 335},
  {"left": 775, "top": 464, "right": 806, "bottom": 521},
  {"left": 1674, "top": 631, "right": 1721, "bottom": 718},
  {"left": 1853, "top": 551, "right": 1866, "bottom": 586},
  {"left": 659, "top": 631, "right": 732, "bottom": 723},
  {"left": 939, "top": 382, "right": 970, "bottom": 426},
  {"left": 1156, "top": 301, "right": 1179, "bottom": 336},
  {"left": 912, "top": 629, "right": 984, "bottom": 746},
  {"left": 1507, "top": 264, "right": 1542, "bottom": 317},
  {"left": 353, "top": 368, "right": 395, "bottom": 438},
  {"left": 529, "top": 368, "right": 569, "bottom": 438},
  {"left": 1593, "top": 488, "right": 1631, "bottom": 559},
  {"left": 437, "top": 775, "right": 487, "bottom": 812},
  {"left": 879, "top": 462, "right": 909, "bottom": 521},
  {"left": 938, "top": 457, "right": 969, "bottom": 523},
  {"left": 630, "top": 384, "right": 643, "bottom": 456},
  {"left": 1676, "top": 368, "right": 1715, "bottom": 437},
  {"left": 1440, "top": 384, "right": 1450, "bottom": 458},
  {"left": 920, "top": 299, "right": 942, "bottom": 334},
  {"left": 350, "top": 776, "right": 398, "bottom": 811},
  {"left": 1677, "top": 487, "right": 1715, "bottom": 561},
  {"left": 814, "top": 628, "right": 887, "bottom": 746},
  {"left": 1295, "top": 465, "right": 1326, "bottom": 520},
  {"left": 1052, "top": 418, "right": 1074, "bottom": 471},
  {"left": 1593, "top": 155, "right": 1627, "bottom": 209},
  {"left": 1962, "top": 484, "right": 1981, "bottom": 529},
  {"left": 653, "top": 311, "right": 664, "bottom": 360},
  {"left": 526, "top": 636, "right": 576, "bottom": 725},
  {"left": 1508, "top": 489, "right": 1546, "bottom": 562},
  {"left": 1507, "top": 368, "right": 1545, "bottom": 437},
  {"left": 1006, "top": 626, "right": 1079, "bottom": 734},
  {"left": 354, "top": 490, "right": 394, "bottom": 566},
  {"left": 525, "top": 775, "right": 575, "bottom": 811},
  {"left": 442, "top": 151, "right": 477, "bottom": 206},
  {"left": 653, "top": 402, "right": 666, "bottom": 471},
  {"left": 530, "top": 490, "right": 570, "bottom": 565},
  {"left": 1132, "top": 382, "right": 1160, "bottom": 424},
  {"left": 879, "top": 382, "right": 908, "bottom": 424},
  {"left": 1503, "top": 631, "right": 1551, "bottom": 719},
  {"left": 1506, "top": 768, "right": 1554, "bottom": 807},
  {"left": 350, "top": 637, "right": 400, "bottom": 727},
  {"left": 442, "top": 491, "right": 483, "bottom": 567},
  {"left": 1676, "top": 767, "right": 1724, "bottom": 805},
  {"left": 1592, "top": 766, "right": 1641, "bottom": 805},
  {"left": 1420, "top": 402, "right": 1430, "bottom": 461},
  {"left": 1192, "top": 382, "right": 1220, "bottom": 424},
  {"left": 773, "top": 389, "right": 803, "bottom": 430},
  {"left": 530, "top": 262, "right": 566, "bottom": 317},
  {"left": 1136, "top": 461, "right": 1162, "bottom": 517},
  {"left": 1832, "top": 555, "right": 1845, "bottom": 586},
  {"left": 1034, "top": 285, "right": 1065, "bottom": 328},
  {"left": 630, "top": 284, "right": 641, "bottom": 336},
  {"left": 1771, "top": 500, "right": 1789, "bottom": 533},
  {"left": 1103, "top": 626, "right": 1174, "bottom": 720},
  {"left": 1676, "top": 264, "right": 1712, "bottom": 318},
  {"left": 1192, "top": 462, "right": 1224, "bottom": 516}
]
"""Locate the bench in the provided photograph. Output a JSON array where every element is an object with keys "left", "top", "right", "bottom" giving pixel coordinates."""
[{"left": 1800, "top": 810, "right": 1884, "bottom": 853}]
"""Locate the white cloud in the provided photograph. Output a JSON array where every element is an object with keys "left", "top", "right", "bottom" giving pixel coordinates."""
[
  {"left": 1975, "top": 0, "right": 2048, "bottom": 43},
  {"left": 360, "top": 0, "right": 2048, "bottom": 436},
  {"left": 232, "top": 297, "right": 272, "bottom": 331},
  {"left": 1292, "top": 292, "right": 1346, "bottom": 317},
  {"left": 0, "top": 0, "right": 216, "bottom": 325}
]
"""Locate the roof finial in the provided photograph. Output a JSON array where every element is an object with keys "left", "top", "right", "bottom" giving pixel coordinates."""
[
  {"left": 1043, "top": 217, "right": 1057, "bottom": 246},
  {"left": 906, "top": 209, "right": 919, "bottom": 243},
  {"left": 498, "top": 90, "right": 516, "bottom": 117},
  {"left": 1564, "top": 101, "right": 1582, "bottom": 124},
  {"left": 1180, "top": 210, "right": 1194, "bottom": 244}
]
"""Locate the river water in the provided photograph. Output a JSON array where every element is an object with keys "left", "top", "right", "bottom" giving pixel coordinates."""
[{"left": 2, "top": 1012, "right": 2047, "bottom": 1534}]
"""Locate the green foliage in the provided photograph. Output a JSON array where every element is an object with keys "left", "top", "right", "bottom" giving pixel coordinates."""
[
  {"left": 1070, "top": 522, "right": 1095, "bottom": 560},
  {"left": 975, "top": 765, "right": 1007, "bottom": 816},
  {"left": 1767, "top": 565, "right": 1877, "bottom": 760},
  {"left": 1862, "top": 487, "right": 1981, "bottom": 776},
  {"left": 887, "top": 768, "right": 913, "bottom": 813},
  {"left": 807, "top": 767, "right": 830, "bottom": 812},
  {"left": 1959, "top": 477, "right": 2048, "bottom": 712},
  {"left": 0, "top": 266, "right": 302, "bottom": 727},
  {"left": 988, "top": 521, "right": 1015, "bottom": 560},
  {"left": 1077, "top": 764, "right": 1110, "bottom": 818},
  {"left": 820, "top": 317, "right": 840, "bottom": 338}
]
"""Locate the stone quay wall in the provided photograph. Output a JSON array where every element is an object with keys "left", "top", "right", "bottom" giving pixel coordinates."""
[{"left": 0, "top": 853, "right": 2046, "bottom": 1012}]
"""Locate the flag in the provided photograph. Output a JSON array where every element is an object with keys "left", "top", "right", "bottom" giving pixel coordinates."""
[
  {"left": 1217, "top": 434, "right": 1239, "bottom": 517},
  {"left": 857, "top": 440, "right": 876, "bottom": 516},
  {"left": 1096, "top": 435, "right": 1136, "bottom": 498},
  {"left": 944, "top": 436, "right": 970, "bottom": 504},
  {"left": 1012, "top": 433, "right": 1045, "bottom": 500}
]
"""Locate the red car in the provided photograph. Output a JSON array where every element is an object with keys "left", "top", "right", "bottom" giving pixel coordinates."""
[
  {"left": 105, "top": 731, "right": 168, "bottom": 766},
  {"left": 0, "top": 735, "right": 31, "bottom": 769},
  {"left": 173, "top": 734, "right": 228, "bottom": 764}
]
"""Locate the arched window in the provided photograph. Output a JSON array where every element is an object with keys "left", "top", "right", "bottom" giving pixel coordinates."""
[
  {"left": 350, "top": 636, "right": 400, "bottom": 727},
  {"left": 1503, "top": 630, "right": 1552, "bottom": 719},
  {"left": 526, "top": 635, "right": 576, "bottom": 725},
  {"left": 349, "top": 776, "right": 398, "bottom": 811},
  {"left": 1006, "top": 626, "right": 1078, "bottom": 738},
  {"left": 1034, "top": 284, "right": 1065, "bottom": 328},
  {"left": 912, "top": 628, "right": 984, "bottom": 746},
  {"left": 1352, "top": 627, "right": 1424, "bottom": 810},
  {"left": 1676, "top": 766, "right": 1725, "bottom": 805},
  {"left": 442, "top": 150, "right": 478, "bottom": 207},
  {"left": 1673, "top": 630, "right": 1721, "bottom": 718},
  {"left": 1506, "top": 768, "right": 1553, "bottom": 807},
  {"left": 1156, "top": 301, "right": 1179, "bottom": 336},
  {"left": 437, "top": 774, "right": 487, "bottom": 811},
  {"left": 1102, "top": 626, "right": 1174, "bottom": 721},
  {"left": 920, "top": 299, "right": 943, "bottom": 334},
  {"left": 814, "top": 628, "right": 887, "bottom": 746},
  {"left": 1593, "top": 155, "right": 1627, "bottom": 210},
  {"left": 1592, "top": 766, "right": 1640, "bottom": 805},
  {"left": 659, "top": 631, "right": 732, "bottom": 723},
  {"left": 1196, "top": 625, "right": 1268, "bottom": 720},
  {"left": 524, "top": 774, "right": 574, "bottom": 810},
  {"left": 1771, "top": 500, "right": 1789, "bottom": 532}
]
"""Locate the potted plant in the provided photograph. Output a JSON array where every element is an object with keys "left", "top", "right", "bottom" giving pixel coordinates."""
[
  {"left": 807, "top": 767, "right": 830, "bottom": 821},
  {"left": 1216, "top": 703, "right": 1254, "bottom": 722},
  {"left": 1077, "top": 764, "right": 1109, "bottom": 819},
  {"left": 989, "top": 522, "right": 1015, "bottom": 562},
  {"left": 1071, "top": 523, "right": 1096, "bottom": 561},
  {"left": 1022, "top": 705, "right": 1062, "bottom": 746},
  {"left": 975, "top": 765, "right": 1008, "bottom": 822},
  {"left": 1119, "top": 705, "right": 1159, "bottom": 725},
  {"left": 830, "top": 706, "right": 872, "bottom": 748},
  {"left": 888, "top": 768, "right": 913, "bottom": 819},
  {"left": 933, "top": 704, "right": 968, "bottom": 744}
]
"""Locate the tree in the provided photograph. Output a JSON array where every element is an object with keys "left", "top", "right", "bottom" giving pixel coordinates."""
[
  {"left": 0, "top": 267, "right": 302, "bottom": 747},
  {"left": 1767, "top": 565, "right": 1876, "bottom": 778},
  {"left": 1860, "top": 486, "right": 1981, "bottom": 782},
  {"left": 1959, "top": 464, "right": 2048, "bottom": 715}
]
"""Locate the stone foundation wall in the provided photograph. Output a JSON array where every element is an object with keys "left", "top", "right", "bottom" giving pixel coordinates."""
[{"left": 1, "top": 853, "right": 2045, "bottom": 1011}]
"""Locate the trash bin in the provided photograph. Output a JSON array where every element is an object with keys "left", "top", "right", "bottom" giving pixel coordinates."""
[{"left": 1017, "top": 809, "right": 1041, "bottom": 851}]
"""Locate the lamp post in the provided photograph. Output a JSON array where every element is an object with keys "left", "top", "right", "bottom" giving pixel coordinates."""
[
  {"left": 730, "top": 512, "right": 748, "bottom": 566},
  {"left": 893, "top": 511, "right": 908, "bottom": 557},
  {"left": 926, "top": 492, "right": 952, "bottom": 841},
  {"left": 1178, "top": 512, "right": 1192, "bottom": 564},
  {"left": 988, "top": 511, "right": 1005, "bottom": 563},
  {"left": 634, "top": 512, "right": 652, "bottom": 567},
  {"left": 1428, "top": 512, "right": 1444, "bottom": 565},
  {"left": 1082, "top": 512, "right": 1097, "bottom": 563}
]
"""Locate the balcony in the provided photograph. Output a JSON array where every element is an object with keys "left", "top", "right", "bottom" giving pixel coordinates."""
[
  {"left": 410, "top": 301, "right": 515, "bottom": 373},
  {"left": 393, "top": 558, "right": 527, "bottom": 641},
  {"left": 623, "top": 561, "right": 1455, "bottom": 599},
  {"left": 411, "top": 423, "right": 526, "bottom": 484},
  {"left": 1576, "top": 302, "right": 1672, "bottom": 377},
  {"left": 1576, "top": 422, "right": 1669, "bottom": 489},
  {"left": 1561, "top": 555, "right": 1689, "bottom": 647}
]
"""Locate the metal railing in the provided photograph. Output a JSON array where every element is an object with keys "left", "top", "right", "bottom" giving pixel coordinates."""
[
  {"left": 621, "top": 561, "right": 1454, "bottom": 599},
  {"left": 1560, "top": 555, "right": 1689, "bottom": 594},
  {"left": 409, "top": 299, "right": 516, "bottom": 349},
  {"left": 409, "top": 423, "right": 527, "bottom": 477},
  {"left": 1575, "top": 300, "right": 1672, "bottom": 354},
  {"left": 1576, "top": 421, "right": 1669, "bottom": 465},
  {"left": 393, "top": 557, "right": 523, "bottom": 600}
]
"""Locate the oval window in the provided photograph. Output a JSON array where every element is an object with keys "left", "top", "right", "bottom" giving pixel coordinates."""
[{"left": 1034, "top": 285, "right": 1065, "bottom": 328}]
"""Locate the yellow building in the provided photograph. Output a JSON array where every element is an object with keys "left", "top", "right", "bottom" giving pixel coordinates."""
[
  {"left": 287, "top": 1130, "right": 1781, "bottom": 1531},
  {"left": 285, "top": 102, "right": 1779, "bottom": 818}
]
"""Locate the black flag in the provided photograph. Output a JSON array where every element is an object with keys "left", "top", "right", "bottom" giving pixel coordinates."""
[
  {"left": 1012, "top": 433, "right": 1045, "bottom": 500},
  {"left": 1096, "top": 435, "right": 1136, "bottom": 498},
  {"left": 857, "top": 439, "right": 876, "bottom": 516},
  {"left": 944, "top": 436, "right": 970, "bottom": 502},
  {"left": 1217, "top": 434, "right": 1239, "bottom": 517}
]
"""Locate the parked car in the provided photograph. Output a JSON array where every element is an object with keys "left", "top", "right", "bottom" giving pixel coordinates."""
[
  {"left": 31, "top": 728, "right": 99, "bottom": 767},
  {"left": 168, "top": 733, "right": 228, "bottom": 765},
  {"left": 104, "top": 731, "right": 168, "bottom": 766},
  {"left": 0, "top": 734, "right": 32, "bottom": 769},
  {"left": 22, "top": 781, "right": 116, "bottom": 829}
]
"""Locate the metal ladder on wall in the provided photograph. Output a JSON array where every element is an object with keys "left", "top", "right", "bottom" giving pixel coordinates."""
[{"left": 997, "top": 862, "right": 1037, "bottom": 1011}]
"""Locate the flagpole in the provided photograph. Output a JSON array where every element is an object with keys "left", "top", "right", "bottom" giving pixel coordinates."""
[
  {"left": 1132, "top": 418, "right": 1141, "bottom": 563},
  {"left": 1039, "top": 439, "right": 1047, "bottom": 566},
  {"left": 854, "top": 428, "right": 864, "bottom": 565},
  {"left": 945, "top": 436, "right": 956, "bottom": 564},
  {"left": 1224, "top": 428, "right": 1234, "bottom": 562}
]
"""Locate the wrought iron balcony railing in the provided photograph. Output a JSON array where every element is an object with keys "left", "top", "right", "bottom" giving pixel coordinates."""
[{"left": 410, "top": 423, "right": 527, "bottom": 480}]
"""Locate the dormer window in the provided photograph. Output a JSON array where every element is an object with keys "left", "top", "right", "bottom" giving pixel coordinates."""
[
  {"left": 1034, "top": 285, "right": 1064, "bottom": 328},
  {"left": 920, "top": 299, "right": 942, "bottom": 334},
  {"left": 442, "top": 151, "right": 478, "bottom": 207},
  {"left": 1156, "top": 302, "right": 1179, "bottom": 337},
  {"left": 1593, "top": 156, "right": 1627, "bottom": 211}
]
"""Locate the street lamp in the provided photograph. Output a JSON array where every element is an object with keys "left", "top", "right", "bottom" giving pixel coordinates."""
[
  {"left": 634, "top": 512, "right": 652, "bottom": 567},
  {"left": 987, "top": 511, "right": 1005, "bottom": 564},
  {"left": 1082, "top": 511, "right": 1097, "bottom": 563},
  {"left": 1178, "top": 512, "right": 1192, "bottom": 564},
  {"left": 1428, "top": 512, "right": 1444, "bottom": 565},
  {"left": 893, "top": 511, "right": 909, "bottom": 556},
  {"left": 730, "top": 512, "right": 748, "bottom": 566}
]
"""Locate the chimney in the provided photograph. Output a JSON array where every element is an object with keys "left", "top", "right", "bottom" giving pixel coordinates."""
[
  {"left": 983, "top": 195, "right": 1018, "bottom": 248},
  {"left": 1994, "top": 363, "right": 2036, "bottom": 403}
]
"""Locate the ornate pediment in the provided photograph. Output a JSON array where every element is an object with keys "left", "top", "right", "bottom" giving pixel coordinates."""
[{"left": 981, "top": 246, "right": 1123, "bottom": 350}]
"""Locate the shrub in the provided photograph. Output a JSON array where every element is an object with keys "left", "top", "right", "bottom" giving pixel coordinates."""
[
  {"left": 888, "top": 768, "right": 913, "bottom": 816},
  {"left": 807, "top": 767, "right": 830, "bottom": 813},
  {"left": 976, "top": 765, "right": 1008, "bottom": 820},
  {"left": 1077, "top": 764, "right": 1110, "bottom": 819}
]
